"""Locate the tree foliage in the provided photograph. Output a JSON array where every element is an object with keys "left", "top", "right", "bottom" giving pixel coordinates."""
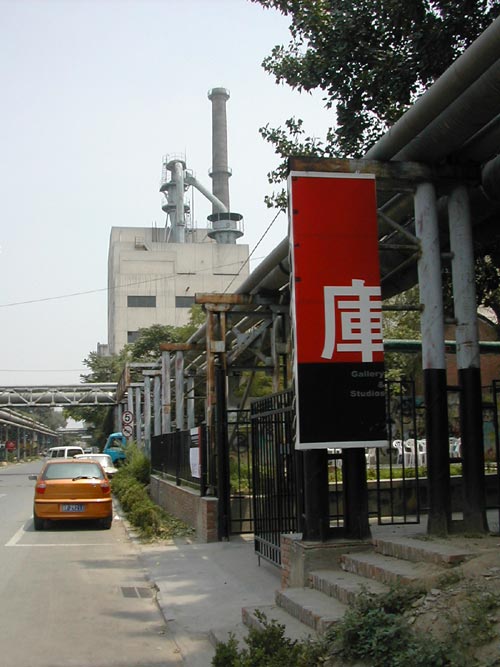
[
  {"left": 253, "top": 0, "right": 500, "bottom": 333},
  {"left": 253, "top": 0, "right": 499, "bottom": 163},
  {"left": 64, "top": 306, "right": 206, "bottom": 444}
]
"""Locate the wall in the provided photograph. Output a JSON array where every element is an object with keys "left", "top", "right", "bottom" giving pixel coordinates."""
[
  {"left": 107, "top": 226, "right": 249, "bottom": 354},
  {"left": 150, "top": 474, "right": 218, "bottom": 542}
]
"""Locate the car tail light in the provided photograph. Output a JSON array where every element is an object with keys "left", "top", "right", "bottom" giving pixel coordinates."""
[
  {"left": 35, "top": 482, "right": 47, "bottom": 494},
  {"left": 100, "top": 481, "right": 110, "bottom": 495}
]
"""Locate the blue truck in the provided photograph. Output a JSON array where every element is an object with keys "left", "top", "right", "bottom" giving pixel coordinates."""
[{"left": 103, "top": 432, "right": 127, "bottom": 465}]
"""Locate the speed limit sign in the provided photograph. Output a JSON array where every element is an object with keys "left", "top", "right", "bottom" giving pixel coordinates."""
[
  {"left": 122, "top": 411, "right": 134, "bottom": 426},
  {"left": 122, "top": 424, "right": 134, "bottom": 438}
]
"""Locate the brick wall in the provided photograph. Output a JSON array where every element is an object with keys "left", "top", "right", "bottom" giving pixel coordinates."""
[{"left": 150, "top": 475, "right": 218, "bottom": 542}]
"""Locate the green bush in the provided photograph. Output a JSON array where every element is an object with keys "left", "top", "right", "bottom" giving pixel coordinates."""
[
  {"left": 212, "top": 612, "right": 322, "bottom": 667},
  {"left": 111, "top": 442, "right": 193, "bottom": 541}
]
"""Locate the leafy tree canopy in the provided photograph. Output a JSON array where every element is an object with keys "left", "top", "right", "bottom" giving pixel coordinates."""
[
  {"left": 253, "top": 0, "right": 499, "bottom": 164},
  {"left": 253, "top": 0, "right": 500, "bottom": 333},
  {"left": 65, "top": 306, "right": 206, "bottom": 442}
]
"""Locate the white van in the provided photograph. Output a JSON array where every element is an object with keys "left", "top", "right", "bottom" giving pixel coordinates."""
[{"left": 46, "top": 446, "right": 85, "bottom": 459}]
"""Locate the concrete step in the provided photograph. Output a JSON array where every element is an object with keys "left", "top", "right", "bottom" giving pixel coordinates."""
[
  {"left": 373, "top": 536, "right": 475, "bottom": 565},
  {"left": 309, "top": 568, "right": 389, "bottom": 605},
  {"left": 275, "top": 587, "right": 347, "bottom": 634},
  {"left": 340, "top": 551, "right": 447, "bottom": 590},
  {"left": 242, "top": 604, "right": 316, "bottom": 642},
  {"left": 209, "top": 622, "right": 249, "bottom": 650}
]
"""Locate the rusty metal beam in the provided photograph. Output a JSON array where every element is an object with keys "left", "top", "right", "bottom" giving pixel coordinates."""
[{"left": 288, "top": 156, "right": 481, "bottom": 191}]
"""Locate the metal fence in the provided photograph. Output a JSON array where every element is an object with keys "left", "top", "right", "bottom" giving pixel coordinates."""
[
  {"left": 484, "top": 381, "right": 500, "bottom": 531},
  {"left": 151, "top": 429, "right": 204, "bottom": 491},
  {"left": 227, "top": 409, "right": 253, "bottom": 534},
  {"left": 250, "top": 390, "right": 299, "bottom": 566}
]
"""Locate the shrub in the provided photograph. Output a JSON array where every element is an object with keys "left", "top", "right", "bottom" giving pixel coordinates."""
[{"left": 111, "top": 442, "right": 193, "bottom": 541}]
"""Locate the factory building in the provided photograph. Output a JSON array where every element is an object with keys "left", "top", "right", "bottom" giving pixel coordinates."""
[{"left": 106, "top": 88, "right": 249, "bottom": 355}]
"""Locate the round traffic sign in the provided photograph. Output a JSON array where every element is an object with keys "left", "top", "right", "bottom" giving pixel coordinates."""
[
  {"left": 122, "top": 411, "right": 134, "bottom": 426},
  {"left": 122, "top": 424, "right": 134, "bottom": 438}
]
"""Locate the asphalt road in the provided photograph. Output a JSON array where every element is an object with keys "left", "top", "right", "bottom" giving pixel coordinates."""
[{"left": 0, "top": 460, "right": 183, "bottom": 667}]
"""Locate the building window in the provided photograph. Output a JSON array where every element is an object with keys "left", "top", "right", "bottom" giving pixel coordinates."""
[
  {"left": 127, "top": 331, "right": 140, "bottom": 344},
  {"left": 127, "top": 295, "right": 156, "bottom": 308},
  {"left": 175, "top": 296, "right": 195, "bottom": 308}
]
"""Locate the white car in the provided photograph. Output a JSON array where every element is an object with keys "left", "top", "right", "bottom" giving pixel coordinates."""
[{"left": 74, "top": 453, "right": 118, "bottom": 478}]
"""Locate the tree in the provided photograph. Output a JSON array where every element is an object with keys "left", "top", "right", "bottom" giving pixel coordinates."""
[
  {"left": 382, "top": 286, "right": 422, "bottom": 381},
  {"left": 65, "top": 306, "right": 207, "bottom": 444},
  {"left": 253, "top": 0, "right": 500, "bottom": 333},
  {"left": 252, "top": 0, "right": 499, "bottom": 162},
  {"left": 25, "top": 407, "right": 67, "bottom": 431}
]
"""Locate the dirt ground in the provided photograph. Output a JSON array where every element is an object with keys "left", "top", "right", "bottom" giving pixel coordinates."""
[{"left": 404, "top": 533, "right": 500, "bottom": 666}]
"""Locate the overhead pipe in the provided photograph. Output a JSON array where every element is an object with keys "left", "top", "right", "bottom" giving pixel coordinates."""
[{"left": 365, "top": 16, "right": 500, "bottom": 162}]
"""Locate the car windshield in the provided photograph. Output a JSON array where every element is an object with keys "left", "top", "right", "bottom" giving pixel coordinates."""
[{"left": 42, "top": 463, "right": 104, "bottom": 480}]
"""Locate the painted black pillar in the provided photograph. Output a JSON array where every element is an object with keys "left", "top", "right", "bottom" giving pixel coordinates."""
[
  {"left": 415, "top": 182, "right": 451, "bottom": 536},
  {"left": 302, "top": 449, "right": 330, "bottom": 541},
  {"left": 449, "top": 185, "right": 488, "bottom": 533},
  {"left": 342, "top": 448, "right": 371, "bottom": 539}
]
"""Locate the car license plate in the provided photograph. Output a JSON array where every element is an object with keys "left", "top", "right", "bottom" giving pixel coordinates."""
[{"left": 61, "top": 504, "right": 85, "bottom": 513}]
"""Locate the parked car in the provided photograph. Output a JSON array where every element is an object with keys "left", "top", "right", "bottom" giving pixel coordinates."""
[
  {"left": 46, "top": 445, "right": 85, "bottom": 459},
  {"left": 29, "top": 459, "right": 113, "bottom": 530},
  {"left": 74, "top": 453, "right": 118, "bottom": 478}
]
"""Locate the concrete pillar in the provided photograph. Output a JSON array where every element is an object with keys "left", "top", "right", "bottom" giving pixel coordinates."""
[
  {"left": 187, "top": 374, "right": 195, "bottom": 429},
  {"left": 175, "top": 351, "right": 185, "bottom": 431},
  {"left": 135, "top": 386, "right": 142, "bottom": 445},
  {"left": 414, "top": 182, "right": 451, "bottom": 536},
  {"left": 161, "top": 351, "right": 172, "bottom": 434},
  {"left": 448, "top": 184, "right": 488, "bottom": 533},
  {"left": 154, "top": 375, "right": 162, "bottom": 436},
  {"left": 144, "top": 376, "right": 151, "bottom": 457}
]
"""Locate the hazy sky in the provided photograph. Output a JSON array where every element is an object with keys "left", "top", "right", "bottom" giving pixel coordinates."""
[{"left": 0, "top": 0, "right": 332, "bottom": 386}]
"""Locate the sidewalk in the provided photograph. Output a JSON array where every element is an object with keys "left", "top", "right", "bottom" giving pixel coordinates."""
[
  {"left": 136, "top": 534, "right": 280, "bottom": 667},
  {"left": 124, "top": 509, "right": 499, "bottom": 667}
]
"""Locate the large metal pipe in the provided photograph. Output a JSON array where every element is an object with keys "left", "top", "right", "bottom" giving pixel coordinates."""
[
  {"left": 241, "top": 17, "right": 500, "bottom": 304},
  {"left": 365, "top": 16, "right": 500, "bottom": 162},
  {"left": 184, "top": 173, "right": 227, "bottom": 213}
]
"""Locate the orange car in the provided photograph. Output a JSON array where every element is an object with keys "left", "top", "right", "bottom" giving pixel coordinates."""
[{"left": 30, "top": 459, "right": 113, "bottom": 530}]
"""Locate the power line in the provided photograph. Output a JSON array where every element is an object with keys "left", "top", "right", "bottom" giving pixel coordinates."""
[
  {"left": 0, "top": 256, "right": 265, "bottom": 308},
  {"left": 224, "top": 209, "right": 283, "bottom": 293},
  {"left": 0, "top": 211, "right": 283, "bottom": 310}
]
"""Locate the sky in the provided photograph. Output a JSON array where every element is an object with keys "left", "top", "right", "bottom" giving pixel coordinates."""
[{"left": 0, "top": 0, "right": 333, "bottom": 387}]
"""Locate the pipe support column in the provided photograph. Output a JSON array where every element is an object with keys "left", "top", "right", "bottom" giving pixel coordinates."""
[
  {"left": 161, "top": 351, "right": 172, "bottom": 434},
  {"left": 144, "top": 375, "right": 151, "bottom": 457},
  {"left": 175, "top": 351, "right": 185, "bottom": 431},
  {"left": 448, "top": 184, "right": 488, "bottom": 533},
  {"left": 415, "top": 182, "right": 451, "bottom": 535}
]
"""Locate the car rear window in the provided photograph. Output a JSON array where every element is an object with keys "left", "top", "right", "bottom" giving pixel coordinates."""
[{"left": 43, "top": 463, "right": 104, "bottom": 480}]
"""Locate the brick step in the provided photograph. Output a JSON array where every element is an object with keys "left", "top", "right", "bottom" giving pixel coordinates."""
[
  {"left": 340, "top": 551, "right": 446, "bottom": 590},
  {"left": 242, "top": 604, "right": 316, "bottom": 642},
  {"left": 209, "top": 622, "right": 249, "bottom": 650},
  {"left": 373, "top": 536, "right": 475, "bottom": 565},
  {"left": 275, "top": 587, "right": 347, "bottom": 634},
  {"left": 309, "top": 568, "right": 390, "bottom": 605}
]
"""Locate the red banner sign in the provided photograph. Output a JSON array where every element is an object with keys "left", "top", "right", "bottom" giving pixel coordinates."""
[{"left": 289, "top": 172, "right": 386, "bottom": 450}]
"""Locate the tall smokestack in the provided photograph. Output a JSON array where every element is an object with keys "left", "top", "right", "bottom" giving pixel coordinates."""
[{"left": 208, "top": 87, "right": 231, "bottom": 212}]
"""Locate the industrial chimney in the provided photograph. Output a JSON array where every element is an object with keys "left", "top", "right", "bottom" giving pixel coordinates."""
[{"left": 207, "top": 87, "right": 243, "bottom": 244}]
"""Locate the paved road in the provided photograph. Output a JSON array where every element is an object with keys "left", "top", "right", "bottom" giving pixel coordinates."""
[{"left": 0, "top": 460, "right": 183, "bottom": 667}]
